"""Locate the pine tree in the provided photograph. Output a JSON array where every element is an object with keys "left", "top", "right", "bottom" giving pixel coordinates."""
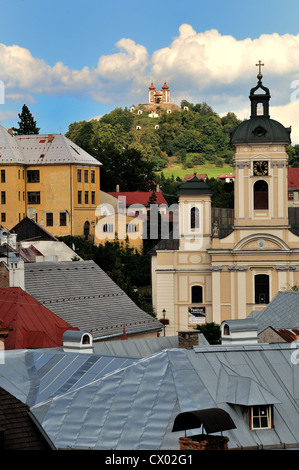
[{"left": 12, "top": 104, "right": 40, "bottom": 135}]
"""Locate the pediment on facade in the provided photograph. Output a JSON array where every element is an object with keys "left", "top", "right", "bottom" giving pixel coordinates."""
[{"left": 233, "top": 234, "right": 290, "bottom": 252}]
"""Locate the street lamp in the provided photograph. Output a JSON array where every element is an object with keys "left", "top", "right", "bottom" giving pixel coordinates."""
[{"left": 162, "top": 309, "right": 166, "bottom": 336}]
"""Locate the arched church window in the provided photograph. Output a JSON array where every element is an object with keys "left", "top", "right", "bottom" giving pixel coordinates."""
[
  {"left": 254, "top": 180, "right": 268, "bottom": 210},
  {"left": 191, "top": 285, "right": 203, "bottom": 303},
  {"left": 255, "top": 274, "right": 269, "bottom": 304},
  {"left": 190, "top": 207, "right": 200, "bottom": 229}
]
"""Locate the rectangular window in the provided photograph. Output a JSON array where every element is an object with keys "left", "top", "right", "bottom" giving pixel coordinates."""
[
  {"left": 126, "top": 223, "right": 137, "bottom": 233},
  {"left": 103, "top": 223, "right": 114, "bottom": 233},
  {"left": 91, "top": 191, "right": 95, "bottom": 205},
  {"left": 78, "top": 191, "right": 82, "bottom": 204},
  {"left": 85, "top": 191, "right": 89, "bottom": 204},
  {"left": 46, "top": 212, "right": 53, "bottom": 226},
  {"left": 18, "top": 169, "right": 20, "bottom": 179},
  {"left": 27, "top": 170, "right": 40, "bottom": 183},
  {"left": 1, "top": 191, "right": 5, "bottom": 204},
  {"left": 250, "top": 405, "right": 272, "bottom": 430},
  {"left": 27, "top": 191, "right": 40, "bottom": 204},
  {"left": 91, "top": 170, "right": 95, "bottom": 183},
  {"left": 60, "top": 212, "right": 67, "bottom": 226},
  {"left": 84, "top": 169, "right": 88, "bottom": 183},
  {"left": 1, "top": 213, "right": 5, "bottom": 222},
  {"left": 18, "top": 191, "right": 20, "bottom": 201},
  {"left": 1, "top": 170, "right": 5, "bottom": 183},
  {"left": 288, "top": 192, "right": 294, "bottom": 201},
  {"left": 77, "top": 169, "right": 81, "bottom": 182}
]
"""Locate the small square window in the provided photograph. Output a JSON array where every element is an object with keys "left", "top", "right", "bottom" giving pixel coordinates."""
[{"left": 27, "top": 191, "right": 40, "bottom": 204}]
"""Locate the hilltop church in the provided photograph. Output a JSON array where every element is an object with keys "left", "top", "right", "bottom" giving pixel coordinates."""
[{"left": 151, "top": 63, "right": 299, "bottom": 335}]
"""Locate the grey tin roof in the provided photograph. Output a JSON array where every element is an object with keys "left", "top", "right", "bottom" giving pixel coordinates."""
[
  {"left": 92, "top": 333, "right": 208, "bottom": 356},
  {"left": 0, "top": 341, "right": 298, "bottom": 450},
  {"left": 248, "top": 291, "right": 299, "bottom": 333},
  {"left": 24, "top": 260, "right": 162, "bottom": 339},
  {"left": 0, "top": 125, "right": 101, "bottom": 166}
]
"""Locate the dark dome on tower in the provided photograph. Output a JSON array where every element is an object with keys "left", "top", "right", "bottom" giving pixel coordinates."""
[{"left": 230, "top": 63, "right": 291, "bottom": 145}]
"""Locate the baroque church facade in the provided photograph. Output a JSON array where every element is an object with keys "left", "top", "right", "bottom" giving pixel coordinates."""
[{"left": 151, "top": 66, "right": 299, "bottom": 335}]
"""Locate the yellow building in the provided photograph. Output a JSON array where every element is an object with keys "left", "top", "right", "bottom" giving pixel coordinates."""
[
  {"left": 95, "top": 191, "right": 144, "bottom": 251},
  {"left": 0, "top": 127, "right": 101, "bottom": 239},
  {"left": 151, "top": 66, "right": 299, "bottom": 335}
]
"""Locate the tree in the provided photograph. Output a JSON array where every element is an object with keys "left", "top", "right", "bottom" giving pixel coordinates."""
[
  {"left": 12, "top": 104, "right": 40, "bottom": 135},
  {"left": 195, "top": 322, "right": 221, "bottom": 344}
]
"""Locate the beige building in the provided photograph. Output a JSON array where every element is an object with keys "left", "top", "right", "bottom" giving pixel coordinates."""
[{"left": 151, "top": 69, "right": 299, "bottom": 335}]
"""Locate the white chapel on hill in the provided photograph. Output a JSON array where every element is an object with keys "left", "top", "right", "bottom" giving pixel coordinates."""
[{"left": 151, "top": 63, "right": 299, "bottom": 335}]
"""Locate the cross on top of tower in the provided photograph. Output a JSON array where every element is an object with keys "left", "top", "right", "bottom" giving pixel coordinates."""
[{"left": 256, "top": 60, "right": 264, "bottom": 80}]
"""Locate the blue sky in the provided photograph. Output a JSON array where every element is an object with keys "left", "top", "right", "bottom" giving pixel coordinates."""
[{"left": 1, "top": 0, "right": 299, "bottom": 141}]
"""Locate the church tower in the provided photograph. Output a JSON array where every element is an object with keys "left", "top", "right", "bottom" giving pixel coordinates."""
[
  {"left": 230, "top": 61, "right": 291, "bottom": 229},
  {"left": 151, "top": 63, "right": 299, "bottom": 335}
]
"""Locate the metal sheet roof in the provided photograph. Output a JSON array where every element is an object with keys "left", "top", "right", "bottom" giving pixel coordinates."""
[
  {"left": 0, "top": 126, "right": 101, "bottom": 166},
  {"left": 0, "top": 342, "right": 298, "bottom": 450},
  {"left": 248, "top": 291, "right": 299, "bottom": 333}
]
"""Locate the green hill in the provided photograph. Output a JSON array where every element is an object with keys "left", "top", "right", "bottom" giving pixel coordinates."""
[{"left": 65, "top": 100, "right": 240, "bottom": 187}]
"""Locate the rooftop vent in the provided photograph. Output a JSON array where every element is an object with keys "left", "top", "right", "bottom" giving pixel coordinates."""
[
  {"left": 221, "top": 319, "right": 258, "bottom": 345},
  {"left": 62, "top": 330, "right": 93, "bottom": 354}
]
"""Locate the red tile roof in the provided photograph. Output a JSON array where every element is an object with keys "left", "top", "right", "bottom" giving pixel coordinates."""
[
  {"left": 108, "top": 190, "right": 167, "bottom": 206},
  {"left": 288, "top": 168, "right": 299, "bottom": 189},
  {"left": 183, "top": 173, "right": 207, "bottom": 182},
  {"left": 0, "top": 287, "right": 78, "bottom": 350}
]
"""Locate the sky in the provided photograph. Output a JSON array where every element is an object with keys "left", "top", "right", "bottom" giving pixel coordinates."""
[{"left": 1, "top": 0, "right": 299, "bottom": 141}]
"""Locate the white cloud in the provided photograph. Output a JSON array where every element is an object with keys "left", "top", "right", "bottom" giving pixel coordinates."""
[{"left": 2, "top": 26, "right": 299, "bottom": 140}]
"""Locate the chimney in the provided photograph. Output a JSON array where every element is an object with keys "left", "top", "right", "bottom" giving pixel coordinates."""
[
  {"left": 116, "top": 184, "right": 120, "bottom": 192},
  {"left": 7, "top": 129, "right": 13, "bottom": 136},
  {"left": 178, "top": 330, "right": 200, "bottom": 349},
  {"left": 8, "top": 257, "right": 25, "bottom": 290}
]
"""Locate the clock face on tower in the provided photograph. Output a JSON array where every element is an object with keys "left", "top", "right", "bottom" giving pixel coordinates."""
[{"left": 253, "top": 161, "right": 268, "bottom": 176}]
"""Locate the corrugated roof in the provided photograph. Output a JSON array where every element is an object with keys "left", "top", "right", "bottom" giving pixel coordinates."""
[
  {"left": 24, "top": 260, "right": 162, "bottom": 339},
  {"left": 0, "top": 287, "right": 78, "bottom": 349},
  {"left": 0, "top": 342, "right": 298, "bottom": 450}
]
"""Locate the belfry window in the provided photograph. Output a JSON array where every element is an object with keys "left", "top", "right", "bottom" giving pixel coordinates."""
[
  {"left": 190, "top": 207, "right": 200, "bottom": 229},
  {"left": 191, "top": 285, "right": 203, "bottom": 304},
  {"left": 255, "top": 274, "right": 269, "bottom": 304},
  {"left": 254, "top": 180, "right": 268, "bottom": 210}
]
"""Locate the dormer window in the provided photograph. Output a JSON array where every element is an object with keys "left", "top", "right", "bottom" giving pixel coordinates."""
[{"left": 250, "top": 405, "right": 273, "bottom": 430}]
